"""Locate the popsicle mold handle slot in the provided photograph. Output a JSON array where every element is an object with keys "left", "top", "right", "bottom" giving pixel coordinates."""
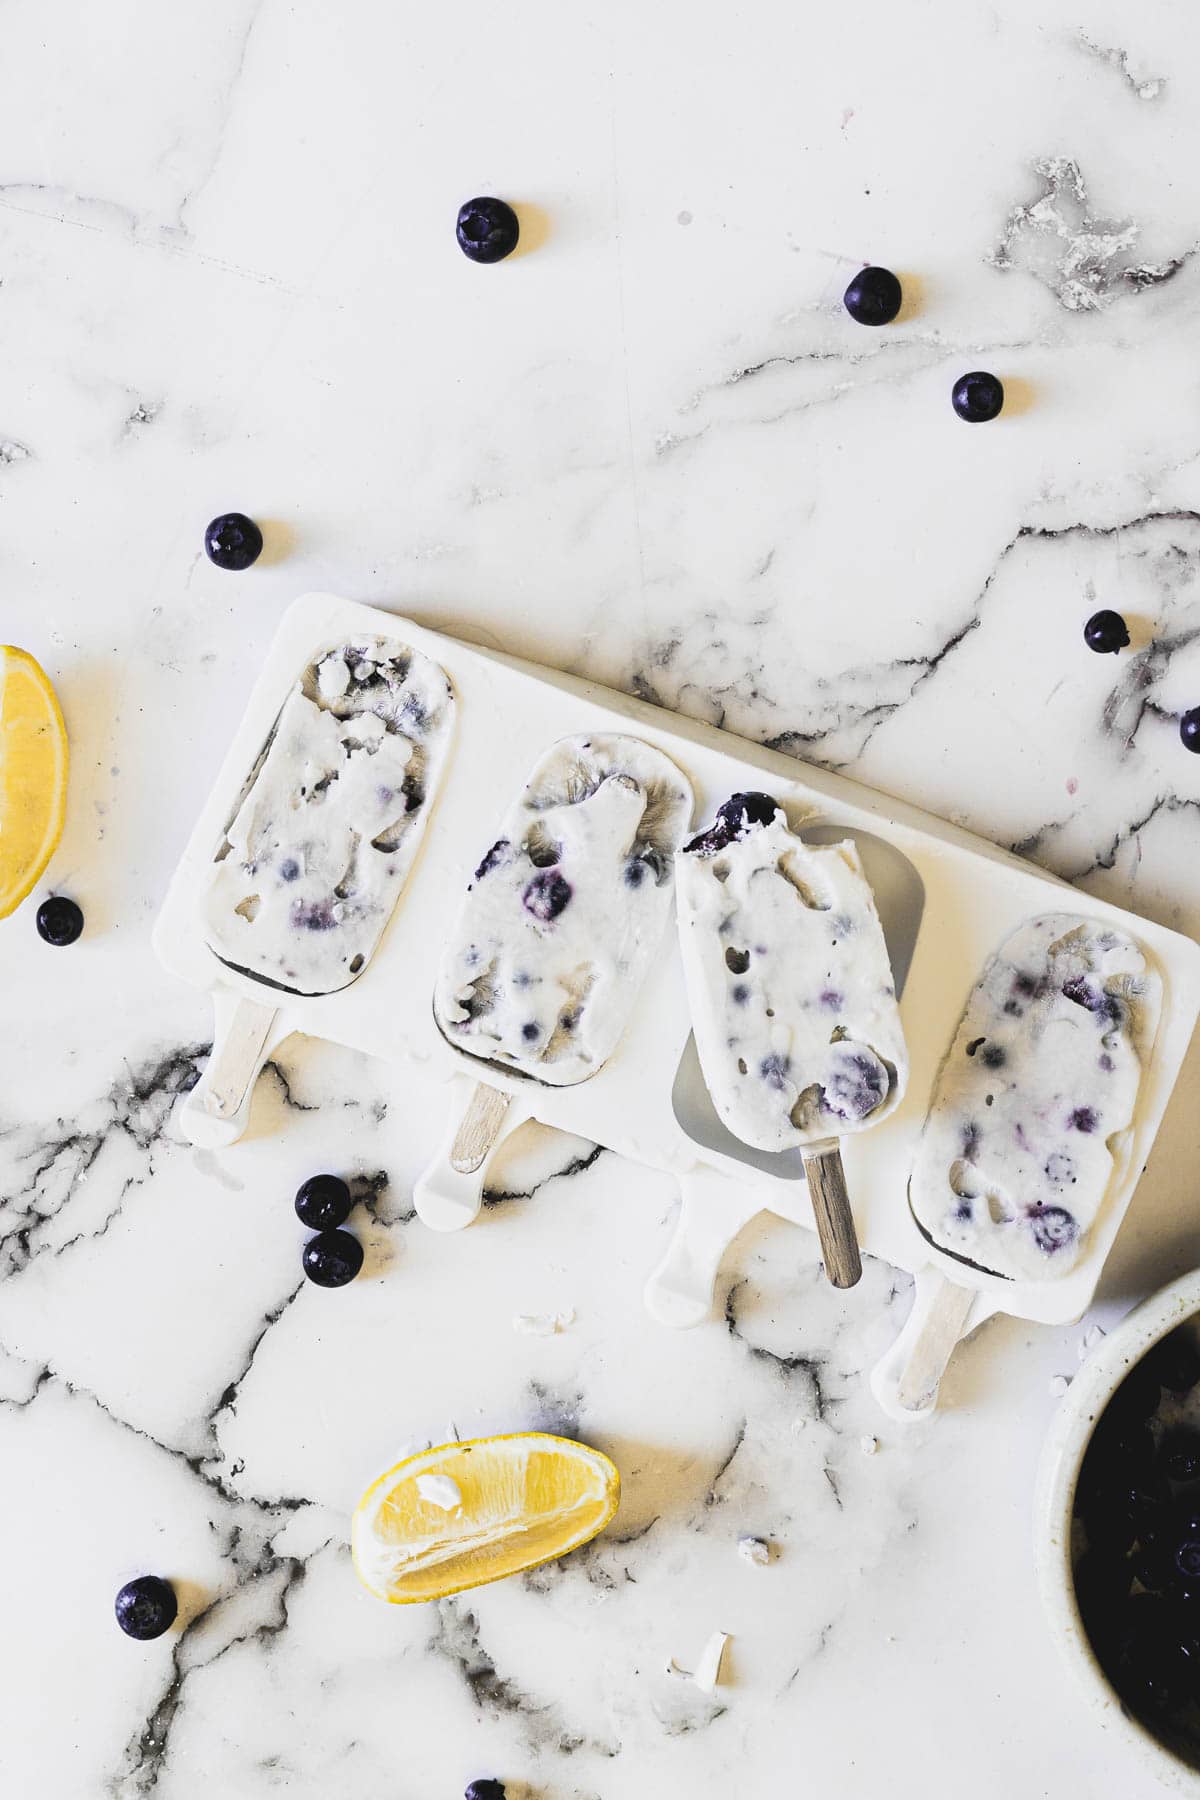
[
  {"left": 799, "top": 1141, "right": 862, "bottom": 1289},
  {"left": 414, "top": 1076, "right": 534, "bottom": 1233},
  {"left": 180, "top": 993, "right": 284, "bottom": 1150},
  {"left": 643, "top": 1165, "right": 763, "bottom": 1330},
  {"left": 870, "top": 1269, "right": 977, "bottom": 1423}
]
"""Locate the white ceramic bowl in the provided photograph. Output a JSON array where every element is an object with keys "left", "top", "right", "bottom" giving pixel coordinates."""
[{"left": 1036, "top": 1268, "right": 1200, "bottom": 1791}]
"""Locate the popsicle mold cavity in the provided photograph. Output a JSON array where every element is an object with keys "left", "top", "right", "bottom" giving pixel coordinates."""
[
  {"left": 909, "top": 913, "right": 1161, "bottom": 1282},
  {"left": 675, "top": 796, "right": 908, "bottom": 1152},
  {"left": 434, "top": 733, "right": 694, "bottom": 1086},
  {"left": 204, "top": 638, "right": 454, "bottom": 994}
]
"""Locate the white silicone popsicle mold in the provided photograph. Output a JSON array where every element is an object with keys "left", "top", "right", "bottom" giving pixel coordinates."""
[{"left": 154, "top": 595, "right": 1200, "bottom": 1419}]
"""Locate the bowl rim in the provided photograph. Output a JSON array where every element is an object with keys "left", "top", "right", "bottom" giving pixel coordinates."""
[{"left": 1034, "top": 1266, "right": 1200, "bottom": 1791}]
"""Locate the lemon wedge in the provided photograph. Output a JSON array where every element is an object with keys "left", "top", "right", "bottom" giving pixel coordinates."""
[
  {"left": 0, "top": 647, "right": 68, "bottom": 920},
  {"left": 352, "top": 1433, "right": 620, "bottom": 1604}
]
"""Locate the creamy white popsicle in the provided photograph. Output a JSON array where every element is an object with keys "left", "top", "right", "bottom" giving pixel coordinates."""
[
  {"left": 205, "top": 637, "right": 453, "bottom": 994},
  {"left": 909, "top": 912, "right": 1160, "bottom": 1281},
  {"left": 675, "top": 793, "right": 908, "bottom": 1154},
  {"left": 434, "top": 733, "right": 693, "bottom": 1085}
]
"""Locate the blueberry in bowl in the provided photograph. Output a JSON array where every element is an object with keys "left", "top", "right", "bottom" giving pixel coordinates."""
[{"left": 1037, "top": 1270, "right": 1200, "bottom": 1781}]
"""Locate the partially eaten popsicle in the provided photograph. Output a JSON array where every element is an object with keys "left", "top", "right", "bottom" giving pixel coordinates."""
[
  {"left": 195, "top": 636, "right": 454, "bottom": 1128},
  {"left": 909, "top": 912, "right": 1160, "bottom": 1283},
  {"left": 675, "top": 792, "right": 909, "bottom": 1287},
  {"left": 423, "top": 733, "right": 693, "bottom": 1219}
]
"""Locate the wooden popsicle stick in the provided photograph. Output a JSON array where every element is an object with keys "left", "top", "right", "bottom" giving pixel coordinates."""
[
  {"left": 203, "top": 997, "right": 278, "bottom": 1119},
  {"left": 800, "top": 1141, "right": 862, "bottom": 1289},
  {"left": 450, "top": 1083, "right": 514, "bottom": 1174},
  {"left": 895, "top": 1277, "right": 975, "bottom": 1411}
]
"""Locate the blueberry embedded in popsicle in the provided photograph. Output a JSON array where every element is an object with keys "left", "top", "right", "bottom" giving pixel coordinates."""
[
  {"left": 1026, "top": 1204, "right": 1078, "bottom": 1254},
  {"left": 522, "top": 870, "right": 572, "bottom": 921}
]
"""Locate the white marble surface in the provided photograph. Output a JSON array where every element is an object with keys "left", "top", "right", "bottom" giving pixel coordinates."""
[{"left": 4, "top": 2, "right": 1200, "bottom": 1795}]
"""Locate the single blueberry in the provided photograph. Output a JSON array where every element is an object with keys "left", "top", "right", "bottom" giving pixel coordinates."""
[
  {"left": 1027, "top": 1205, "right": 1077, "bottom": 1254},
  {"left": 980, "top": 1043, "right": 1007, "bottom": 1069},
  {"left": 521, "top": 1021, "right": 540, "bottom": 1041},
  {"left": 278, "top": 858, "right": 301, "bottom": 882},
  {"left": 1084, "top": 610, "right": 1130, "bottom": 655},
  {"left": 820, "top": 989, "right": 844, "bottom": 1010},
  {"left": 731, "top": 983, "right": 750, "bottom": 1004},
  {"left": 522, "top": 871, "right": 572, "bottom": 921},
  {"left": 1146, "top": 1330, "right": 1200, "bottom": 1396},
  {"left": 951, "top": 371, "right": 1004, "bottom": 423},
  {"left": 302, "top": 1228, "right": 364, "bottom": 1288},
  {"left": 456, "top": 197, "right": 520, "bottom": 264},
  {"left": 294, "top": 1174, "right": 352, "bottom": 1231},
  {"left": 475, "top": 839, "right": 512, "bottom": 881},
  {"left": 204, "top": 512, "right": 264, "bottom": 571},
  {"left": 465, "top": 1782, "right": 507, "bottom": 1800},
  {"left": 115, "top": 1575, "right": 178, "bottom": 1641},
  {"left": 624, "top": 859, "right": 646, "bottom": 888},
  {"left": 759, "top": 1052, "right": 791, "bottom": 1090},
  {"left": 718, "top": 791, "right": 780, "bottom": 834},
  {"left": 1070, "top": 1106, "right": 1098, "bottom": 1133},
  {"left": 1161, "top": 1429, "right": 1200, "bottom": 1485},
  {"left": 822, "top": 1045, "right": 889, "bottom": 1121},
  {"left": 1181, "top": 707, "right": 1200, "bottom": 754},
  {"left": 842, "top": 266, "right": 903, "bottom": 327},
  {"left": 36, "top": 895, "right": 84, "bottom": 946}
]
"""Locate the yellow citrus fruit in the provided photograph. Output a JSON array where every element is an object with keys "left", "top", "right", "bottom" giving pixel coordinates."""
[
  {"left": 0, "top": 647, "right": 68, "bottom": 920},
  {"left": 352, "top": 1432, "right": 620, "bottom": 1604}
]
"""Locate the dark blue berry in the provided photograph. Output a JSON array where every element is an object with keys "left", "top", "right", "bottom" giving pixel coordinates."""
[
  {"left": 465, "top": 1782, "right": 507, "bottom": 1800},
  {"left": 1084, "top": 610, "right": 1130, "bottom": 655},
  {"left": 522, "top": 871, "right": 572, "bottom": 921},
  {"left": 842, "top": 266, "right": 902, "bottom": 327},
  {"left": 475, "top": 839, "right": 512, "bottom": 881},
  {"left": 823, "top": 1046, "right": 889, "bottom": 1121},
  {"left": 759, "top": 1053, "right": 791, "bottom": 1090},
  {"left": 521, "top": 1022, "right": 539, "bottom": 1042},
  {"left": 204, "top": 512, "right": 263, "bottom": 571},
  {"left": 1181, "top": 708, "right": 1200, "bottom": 754},
  {"left": 456, "top": 198, "right": 520, "bottom": 264},
  {"left": 1146, "top": 1330, "right": 1200, "bottom": 1395},
  {"left": 1161, "top": 1429, "right": 1200, "bottom": 1485},
  {"left": 1027, "top": 1205, "right": 1077, "bottom": 1253},
  {"left": 36, "top": 895, "right": 83, "bottom": 946},
  {"left": 951, "top": 371, "right": 1004, "bottom": 423},
  {"left": 115, "top": 1575, "right": 178, "bottom": 1640},
  {"left": 1070, "top": 1106, "right": 1098, "bottom": 1133},
  {"left": 294, "top": 1174, "right": 352, "bottom": 1231},
  {"left": 301, "top": 1228, "right": 363, "bottom": 1288},
  {"left": 685, "top": 791, "right": 780, "bottom": 855}
]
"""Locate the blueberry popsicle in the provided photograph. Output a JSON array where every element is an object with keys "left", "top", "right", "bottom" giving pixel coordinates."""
[
  {"left": 434, "top": 733, "right": 693, "bottom": 1084},
  {"left": 675, "top": 793, "right": 907, "bottom": 1287},
  {"left": 675, "top": 793, "right": 908, "bottom": 1151},
  {"left": 909, "top": 913, "right": 1160, "bottom": 1283},
  {"left": 205, "top": 637, "right": 453, "bottom": 995}
]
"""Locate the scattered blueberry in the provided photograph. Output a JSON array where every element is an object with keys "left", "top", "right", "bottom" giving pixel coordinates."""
[
  {"left": 951, "top": 371, "right": 1004, "bottom": 424},
  {"left": 842, "top": 265, "right": 903, "bottom": 327},
  {"left": 294, "top": 1174, "right": 352, "bottom": 1231},
  {"left": 301, "top": 1228, "right": 364, "bottom": 1288},
  {"left": 1084, "top": 610, "right": 1130, "bottom": 655},
  {"left": 465, "top": 1782, "right": 507, "bottom": 1800},
  {"left": 521, "top": 1022, "right": 539, "bottom": 1041},
  {"left": 522, "top": 870, "right": 572, "bottom": 921},
  {"left": 115, "top": 1575, "right": 178, "bottom": 1641},
  {"left": 204, "top": 512, "right": 264, "bottom": 571},
  {"left": 1181, "top": 707, "right": 1200, "bottom": 754},
  {"left": 759, "top": 1052, "right": 791, "bottom": 1090},
  {"left": 36, "top": 895, "right": 84, "bottom": 946},
  {"left": 1069, "top": 1106, "right": 1098, "bottom": 1133},
  {"left": 456, "top": 197, "right": 520, "bottom": 264},
  {"left": 1027, "top": 1205, "right": 1077, "bottom": 1254}
]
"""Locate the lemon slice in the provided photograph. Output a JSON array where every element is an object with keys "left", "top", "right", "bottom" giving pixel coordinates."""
[
  {"left": 352, "top": 1432, "right": 620, "bottom": 1604},
  {"left": 0, "top": 647, "right": 68, "bottom": 919}
]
